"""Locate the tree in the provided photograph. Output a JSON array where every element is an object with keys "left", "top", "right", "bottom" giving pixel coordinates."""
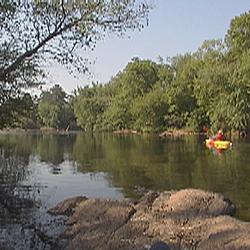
[
  {"left": 103, "top": 92, "right": 133, "bottom": 130},
  {"left": 194, "top": 38, "right": 250, "bottom": 132},
  {"left": 0, "top": 0, "right": 150, "bottom": 83},
  {"left": 13, "top": 93, "right": 39, "bottom": 129},
  {"left": 131, "top": 88, "right": 169, "bottom": 132},
  {"left": 101, "top": 59, "right": 160, "bottom": 130},
  {"left": 0, "top": 0, "right": 150, "bottom": 127},
  {"left": 74, "top": 84, "right": 110, "bottom": 131},
  {"left": 38, "top": 84, "right": 74, "bottom": 129},
  {"left": 119, "top": 59, "right": 159, "bottom": 98},
  {"left": 225, "top": 12, "right": 250, "bottom": 132},
  {"left": 226, "top": 11, "right": 250, "bottom": 55},
  {"left": 166, "top": 54, "right": 199, "bottom": 129},
  {"left": 192, "top": 40, "right": 228, "bottom": 130},
  {"left": 0, "top": 92, "right": 38, "bottom": 129}
]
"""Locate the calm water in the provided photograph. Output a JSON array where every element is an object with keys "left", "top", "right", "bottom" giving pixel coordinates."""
[{"left": 0, "top": 132, "right": 250, "bottom": 246}]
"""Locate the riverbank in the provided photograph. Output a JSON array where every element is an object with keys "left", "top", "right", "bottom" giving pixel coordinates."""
[
  {"left": 42, "top": 189, "right": 250, "bottom": 250},
  {"left": 0, "top": 127, "right": 248, "bottom": 139}
]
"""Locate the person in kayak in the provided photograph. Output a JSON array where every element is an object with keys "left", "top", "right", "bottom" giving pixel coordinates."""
[
  {"left": 210, "top": 129, "right": 224, "bottom": 141},
  {"left": 215, "top": 129, "right": 224, "bottom": 140}
]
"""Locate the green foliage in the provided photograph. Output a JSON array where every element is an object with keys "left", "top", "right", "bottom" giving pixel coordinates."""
[
  {"left": 0, "top": 93, "right": 38, "bottom": 129},
  {"left": 72, "top": 15, "right": 250, "bottom": 134},
  {"left": 74, "top": 84, "right": 110, "bottom": 131},
  {"left": 73, "top": 59, "right": 163, "bottom": 132},
  {"left": 103, "top": 93, "right": 133, "bottom": 130},
  {"left": 0, "top": 0, "right": 150, "bottom": 83},
  {"left": 165, "top": 54, "right": 199, "bottom": 129},
  {"left": 131, "top": 88, "right": 169, "bottom": 132},
  {"left": 4, "top": 4, "right": 250, "bottom": 134},
  {"left": 38, "top": 85, "right": 75, "bottom": 129},
  {"left": 226, "top": 11, "right": 250, "bottom": 55},
  {"left": 38, "top": 101, "right": 60, "bottom": 128},
  {"left": 120, "top": 59, "right": 159, "bottom": 98},
  {"left": 3, "top": 10, "right": 250, "bottom": 134},
  {"left": 0, "top": 0, "right": 150, "bottom": 129},
  {"left": 157, "top": 63, "right": 174, "bottom": 88}
]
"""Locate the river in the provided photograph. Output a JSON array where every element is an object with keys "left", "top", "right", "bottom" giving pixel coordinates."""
[{"left": 0, "top": 131, "right": 249, "bottom": 248}]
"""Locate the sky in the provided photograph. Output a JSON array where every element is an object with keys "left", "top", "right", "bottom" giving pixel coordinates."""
[{"left": 44, "top": 0, "right": 250, "bottom": 94}]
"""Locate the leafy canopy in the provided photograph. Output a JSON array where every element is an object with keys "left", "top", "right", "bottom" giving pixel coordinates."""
[
  {"left": 0, "top": 0, "right": 150, "bottom": 86},
  {"left": 0, "top": 0, "right": 150, "bottom": 128}
]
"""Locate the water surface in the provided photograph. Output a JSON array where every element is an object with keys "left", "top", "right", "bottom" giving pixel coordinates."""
[{"left": 0, "top": 132, "right": 250, "bottom": 247}]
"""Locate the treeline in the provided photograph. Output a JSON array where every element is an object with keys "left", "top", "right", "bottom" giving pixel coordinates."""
[
  {"left": 1, "top": 11, "right": 250, "bottom": 134},
  {"left": 0, "top": 85, "right": 77, "bottom": 131},
  {"left": 74, "top": 11, "right": 250, "bottom": 134}
]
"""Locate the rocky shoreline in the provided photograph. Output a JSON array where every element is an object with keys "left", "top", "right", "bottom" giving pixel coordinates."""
[{"left": 45, "top": 189, "right": 250, "bottom": 250}]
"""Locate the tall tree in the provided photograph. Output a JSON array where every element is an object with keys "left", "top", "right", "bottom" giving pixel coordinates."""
[
  {"left": 131, "top": 88, "right": 169, "bottom": 132},
  {"left": 38, "top": 84, "right": 74, "bottom": 129},
  {"left": 166, "top": 54, "right": 199, "bottom": 129},
  {"left": 225, "top": 11, "right": 250, "bottom": 132},
  {"left": 74, "top": 84, "right": 110, "bottom": 131},
  {"left": 0, "top": 92, "right": 38, "bottom": 129},
  {"left": 226, "top": 11, "right": 250, "bottom": 55},
  {"left": 0, "top": 0, "right": 150, "bottom": 127},
  {"left": 0, "top": 0, "right": 150, "bottom": 84},
  {"left": 102, "top": 59, "right": 160, "bottom": 130}
]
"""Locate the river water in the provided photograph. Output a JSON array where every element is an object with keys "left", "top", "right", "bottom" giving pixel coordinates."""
[{"left": 0, "top": 132, "right": 250, "bottom": 248}]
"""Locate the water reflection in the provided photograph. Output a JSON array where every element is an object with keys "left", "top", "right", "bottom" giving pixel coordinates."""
[
  {"left": 0, "top": 147, "right": 36, "bottom": 224},
  {"left": 0, "top": 132, "right": 250, "bottom": 226}
]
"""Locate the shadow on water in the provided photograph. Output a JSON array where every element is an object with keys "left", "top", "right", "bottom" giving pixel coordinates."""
[
  {"left": 0, "top": 132, "right": 250, "bottom": 249},
  {"left": 0, "top": 134, "right": 68, "bottom": 249}
]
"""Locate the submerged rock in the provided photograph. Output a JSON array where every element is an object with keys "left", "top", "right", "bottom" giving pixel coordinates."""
[{"left": 48, "top": 189, "right": 250, "bottom": 250}]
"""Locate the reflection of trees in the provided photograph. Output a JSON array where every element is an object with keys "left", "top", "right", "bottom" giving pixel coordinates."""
[
  {"left": 73, "top": 133, "right": 106, "bottom": 169},
  {"left": 72, "top": 134, "right": 198, "bottom": 196},
  {"left": 0, "top": 133, "right": 76, "bottom": 248},
  {"left": 37, "top": 134, "right": 65, "bottom": 165},
  {"left": 0, "top": 133, "right": 77, "bottom": 177},
  {"left": 72, "top": 133, "right": 250, "bottom": 221},
  {"left": 1, "top": 132, "right": 250, "bottom": 221},
  {"left": 73, "top": 134, "right": 199, "bottom": 196},
  {"left": 36, "top": 133, "right": 76, "bottom": 174},
  {"left": 0, "top": 133, "right": 73, "bottom": 224},
  {"left": 0, "top": 146, "right": 35, "bottom": 223}
]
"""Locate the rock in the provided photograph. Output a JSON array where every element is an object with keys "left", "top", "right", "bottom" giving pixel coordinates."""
[
  {"left": 48, "top": 196, "right": 87, "bottom": 216},
  {"left": 48, "top": 189, "right": 250, "bottom": 250},
  {"left": 151, "top": 189, "right": 236, "bottom": 217}
]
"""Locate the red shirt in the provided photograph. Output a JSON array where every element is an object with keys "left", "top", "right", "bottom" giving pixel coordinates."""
[{"left": 216, "top": 132, "right": 223, "bottom": 140}]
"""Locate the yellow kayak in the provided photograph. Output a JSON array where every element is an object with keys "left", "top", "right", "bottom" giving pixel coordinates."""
[{"left": 205, "top": 139, "right": 232, "bottom": 149}]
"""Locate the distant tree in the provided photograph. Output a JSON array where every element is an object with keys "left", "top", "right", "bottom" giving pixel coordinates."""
[
  {"left": 166, "top": 54, "right": 199, "bottom": 129},
  {"left": 103, "top": 92, "right": 133, "bottom": 130},
  {"left": 102, "top": 59, "right": 160, "bottom": 130},
  {"left": 131, "top": 88, "right": 169, "bottom": 132},
  {"left": 194, "top": 38, "right": 250, "bottom": 132},
  {"left": 120, "top": 59, "right": 159, "bottom": 98},
  {"left": 74, "top": 83, "right": 111, "bottom": 131},
  {"left": 157, "top": 63, "right": 174, "bottom": 89},
  {"left": 192, "top": 40, "right": 228, "bottom": 130},
  {"left": 38, "top": 84, "right": 74, "bottom": 129},
  {"left": 72, "top": 11, "right": 250, "bottom": 134},
  {"left": 225, "top": 12, "right": 250, "bottom": 131},
  {"left": 226, "top": 11, "right": 250, "bottom": 55},
  {"left": 0, "top": 93, "right": 38, "bottom": 129}
]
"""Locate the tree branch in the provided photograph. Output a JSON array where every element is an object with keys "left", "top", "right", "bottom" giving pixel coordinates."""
[{"left": 0, "top": 19, "right": 78, "bottom": 81}]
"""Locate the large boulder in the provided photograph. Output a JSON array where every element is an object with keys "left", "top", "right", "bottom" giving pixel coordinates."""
[{"left": 48, "top": 189, "right": 250, "bottom": 250}]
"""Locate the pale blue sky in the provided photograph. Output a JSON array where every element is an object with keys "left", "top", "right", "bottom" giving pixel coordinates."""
[{"left": 45, "top": 0, "right": 250, "bottom": 94}]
